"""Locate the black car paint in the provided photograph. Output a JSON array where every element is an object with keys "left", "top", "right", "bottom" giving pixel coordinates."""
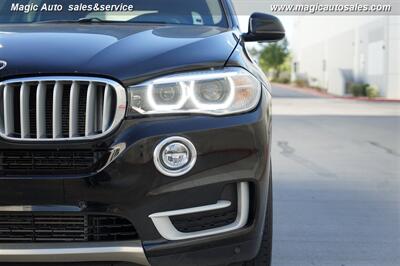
[
  {"left": 0, "top": 24, "right": 238, "bottom": 85},
  {"left": 0, "top": 1, "right": 273, "bottom": 265}
]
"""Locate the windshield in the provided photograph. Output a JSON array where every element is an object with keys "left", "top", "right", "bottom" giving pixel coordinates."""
[{"left": 0, "top": 0, "right": 228, "bottom": 27}]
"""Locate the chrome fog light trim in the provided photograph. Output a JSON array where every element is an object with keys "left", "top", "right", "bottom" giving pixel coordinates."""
[
  {"left": 149, "top": 182, "right": 249, "bottom": 241},
  {"left": 153, "top": 136, "right": 197, "bottom": 177}
]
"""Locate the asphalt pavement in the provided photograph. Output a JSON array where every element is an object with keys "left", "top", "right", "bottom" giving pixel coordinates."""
[
  {"left": 270, "top": 85, "right": 400, "bottom": 266},
  {"left": 271, "top": 84, "right": 321, "bottom": 98}
]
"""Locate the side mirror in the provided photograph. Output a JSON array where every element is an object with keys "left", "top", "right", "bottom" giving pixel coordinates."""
[{"left": 243, "top": 13, "right": 285, "bottom": 42}]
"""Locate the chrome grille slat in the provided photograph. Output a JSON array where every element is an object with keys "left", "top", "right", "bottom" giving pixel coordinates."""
[
  {"left": 20, "top": 83, "right": 30, "bottom": 139},
  {"left": 52, "top": 81, "right": 63, "bottom": 139},
  {"left": 102, "top": 84, "right": 112, "bottom": 133},
  {"left": 36, "top": 82, "right": 47, "bottom": 139},
  {"left": 0, "top": 77, "right": 126, "bottom": 141},
  {"left": 69, "top": 81, "right": 80, "bottom": 138},
  {"left": 85, "top": 82, "right": 96, "bottom": 136},
  {"left": 3, "top": 84, "right": 14, "bottom": 136},
  {"left": 96, "top": 86, "right": 104, "bottom": 133},
  {"left": 0, "top": 85, "right": 5, "bottom": 133}
]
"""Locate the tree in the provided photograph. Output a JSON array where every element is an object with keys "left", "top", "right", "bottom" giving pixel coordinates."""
[{"left": 258, "top": 39, "right": 289, "bottom": 80}]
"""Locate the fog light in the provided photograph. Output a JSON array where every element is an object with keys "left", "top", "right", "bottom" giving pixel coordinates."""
[
  {"left": 161, "top": 142, "right": 190, "bottom": 169},
  {"left": 154, "top": 137, "right": 197, "bottom": 177}
]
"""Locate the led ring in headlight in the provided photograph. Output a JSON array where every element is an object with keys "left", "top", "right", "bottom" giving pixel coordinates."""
[
  {"left": 127, "top": 68, "right": 261, "bottom": 116},
  {"left": 147, "top": 82, "right": 188, "bottom": 111},
  {"left": 189, "top": 77, "right": 235, "bottom": 110}
]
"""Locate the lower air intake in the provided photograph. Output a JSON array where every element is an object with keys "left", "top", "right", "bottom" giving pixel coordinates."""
[
  {"left": 170, "top": 206, "right": 237, "bottom": 233},
  {"left": 0, "top": 149, "right": 108, "bottom": 176},
  {"left": 0, "top": 214, "right": 138, "bottom": 243}
]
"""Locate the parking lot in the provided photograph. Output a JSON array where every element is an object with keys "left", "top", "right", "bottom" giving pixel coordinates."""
[{"left": 271, "top": 85, "right": 400, "bottom": 266}]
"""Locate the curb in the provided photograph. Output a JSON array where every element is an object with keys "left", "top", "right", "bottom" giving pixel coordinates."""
[
  {"left": 271, "top": 83, "right": 333, "bottom": 98},
  {"left": 271, "top": 83, "right": 400, "bottom": 103}
]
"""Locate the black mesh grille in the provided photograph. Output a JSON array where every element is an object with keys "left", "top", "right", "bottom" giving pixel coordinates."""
[
  {"left": 88, "top": 215, "right": 138, "bottom": 242},
  {"left": 170, "top": 183, "right": 238, "bottom": 233},
  {"left": 45, "top": 84, "right": 54, "bottom": 138},
  {"left": 29, "top": 84, "right": 37, "bottom": 138},
  {"left": 0, "top": 214, "right": 138, "bottom": 243},
  {"left": 0, "top": 150, "right": 108, "bottom": 176},
  {"left": 12, "top": 85, "right": 21, "bottom": 137},
  {"left": 170, "top": 207, "right": 237, "bottom": 233},
  {"left": 78, "top": 83, "right": 89, "bottom": 136},
  {"left": 61, "top": 87, "right": 71, "bottom": 138}
]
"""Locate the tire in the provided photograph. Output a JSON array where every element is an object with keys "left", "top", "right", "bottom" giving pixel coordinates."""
[{"left": 241, "top": 168, "right": 273, "bottom": 266}]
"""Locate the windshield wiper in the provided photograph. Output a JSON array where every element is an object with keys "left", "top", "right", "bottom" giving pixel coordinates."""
[
  {"left": 34, "top": 18, "right": 171, "bottom": 25},
  {"left": 79, "top": 18, "right": 169, "bottom": 25},
  {"left": 78, "top": 17, "right": 109, "bottom": 23},
  {"left": 125, "top": 20, "right": 168, "bottom": 24},
  {"left": 34, "top": 18, "right": 124, "bottom": 24}
]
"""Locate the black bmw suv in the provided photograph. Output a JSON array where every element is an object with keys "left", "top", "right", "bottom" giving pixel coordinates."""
[{"left": 0, "top": 0, "right": 284, "bottom": 265}]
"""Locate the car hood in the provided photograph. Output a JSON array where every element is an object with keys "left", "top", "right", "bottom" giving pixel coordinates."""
[{"left": 0, "top": 24, "right": 238, "bottom": 85}]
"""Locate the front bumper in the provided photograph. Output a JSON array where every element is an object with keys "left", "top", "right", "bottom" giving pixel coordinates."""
[{"left": 0, "top": 90, "right": 272, "bottom": 266}]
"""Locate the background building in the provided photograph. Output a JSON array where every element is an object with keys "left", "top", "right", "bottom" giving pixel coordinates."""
[{"left": 291, "top": 16, "right": 400, "bottom": 99}]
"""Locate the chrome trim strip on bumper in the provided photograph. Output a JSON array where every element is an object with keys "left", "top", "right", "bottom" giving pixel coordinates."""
[
  {"left": 149, "top": 182, "right": 249, "bottom": 241},
  {"left": 0, "top": 241, "right": 149, "bottom": 265},
  {"left": 150, "top": 200, "right": 231, "bottom": 218}
]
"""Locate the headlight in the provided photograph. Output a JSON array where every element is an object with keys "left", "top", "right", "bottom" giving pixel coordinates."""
[{"left": 127, "top": 68, "right": 261, "bottom": 116}]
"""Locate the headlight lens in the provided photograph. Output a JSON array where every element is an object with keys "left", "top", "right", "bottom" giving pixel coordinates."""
[{"left": 127, "top": 68, "right": 261, "bottom": 116}]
